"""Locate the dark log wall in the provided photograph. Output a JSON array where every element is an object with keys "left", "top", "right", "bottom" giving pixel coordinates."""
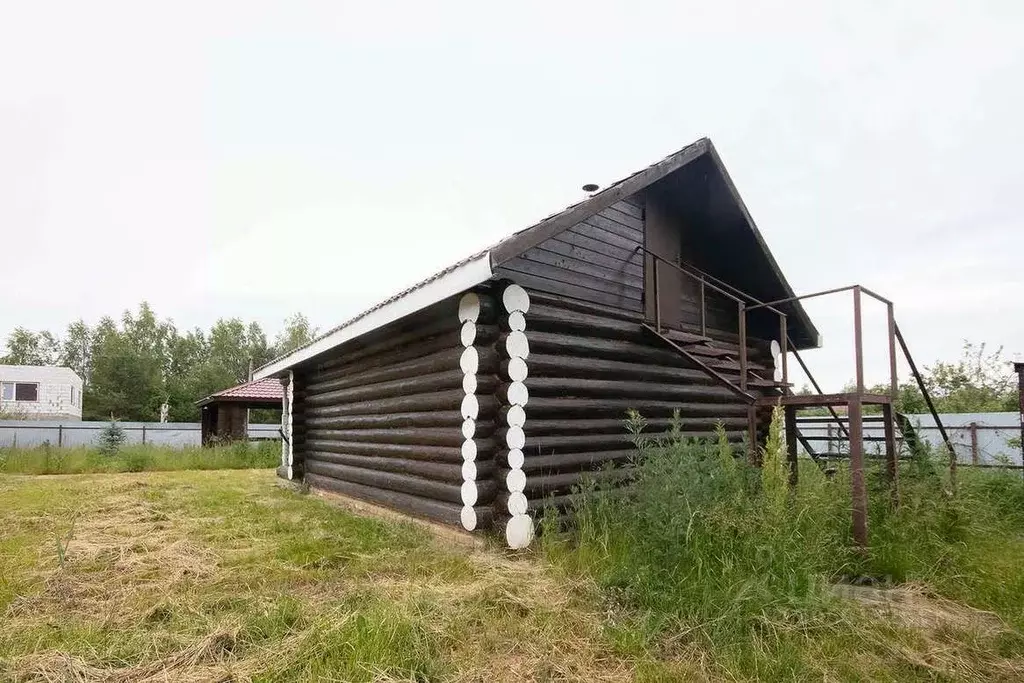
[
  {"left": 292, "top": 297, "right": 499, "bottom": 530},
  {"left": 504, "top": 289, "right": 777, "bottom": 520},
  {"left": 495, "top": 199, "right": 645, "bottom": 312}
]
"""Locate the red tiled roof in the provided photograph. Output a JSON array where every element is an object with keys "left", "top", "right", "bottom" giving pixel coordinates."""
[{"left": 197, "top": 378, "right": 283, "bottom": 406}]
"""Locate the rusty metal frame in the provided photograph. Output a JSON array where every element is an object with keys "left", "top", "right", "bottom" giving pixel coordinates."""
[
  {"left": 636, "top": 248, "right": 963, "bottom": 546},
  {"left": 894, "top": 323, "right": 959, "bottom": 493}
]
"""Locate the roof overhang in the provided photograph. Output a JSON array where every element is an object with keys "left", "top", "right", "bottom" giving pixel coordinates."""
[
  {"left": 196, "top": 396, "right": 284, "bottom": 408},
  {"left": 253, "top": 252, "right": 493, "bottom": 379}
]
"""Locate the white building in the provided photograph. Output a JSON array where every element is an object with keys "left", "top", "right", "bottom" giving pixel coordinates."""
[{"left": 0, "top": 365, "right": 84, "bottom": 420}]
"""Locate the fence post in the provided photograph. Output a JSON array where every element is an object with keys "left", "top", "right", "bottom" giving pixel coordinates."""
[
  {"left": 969, "top": 422, "right": 978, "bottom": 465},
  {"left": 142, "top": 424, "right": 147, "bottom": 445},
  {"left": 58, "top": 425, "right": 63, "bottom": 448}
]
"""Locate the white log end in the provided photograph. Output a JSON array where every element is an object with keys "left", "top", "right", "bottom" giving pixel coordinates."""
[
  {"left": 461, "top": 439, "right": 478, "bottom": 462},
  {"left": 461, "top": 480, "right": 479, "bottom": 507},
  {"left": 506, "top": 467, "right": 526, "bottom": 493},
  {"left": 459, "top": 346, "right": 479, "bottom": 375},
  {"left": 507, "top": 448, "right": 525, "bottom": 469},
  {"left": 460, "top": 321, "right": 477, "bottom": 348},
  {"left": 458, "top": 292, "right": 481, "bottom": 323},
  {"left": 505, "top": 425, "right": 526, "bottom": 450},
  {"left": 505, "top": 331, "right": 530, "bottom": 360},
  {"left": 507, "top": 310, "right": 527, "bottom": 332},
  {"left": 502, "top": 284, "right": 531, "bottom": 314},
  {"left": 506, "top": 381, "right": 529, "bottom": 407},
  {"left": 505, "top": 404, "right": 526, "bottom": 428},
  {"left": 462, "top": 373, "right": 478, "bottom": 395},
  {"left": 461, "top": 417, "right": 476, "bottom": 440},
  {"left": 506, "top": 356, "right": 528, "bottom": 383},
  {"left": 461, "top": 393, "right": 479, "bottom": 420},
  {"left": 460, "top": 505, "right": 478, "bottom": 531},
  {"left": 462, "top": 459, "right": 477, "bottom": 481},
  {"left": 507, "top": 491, "right": 529, "bottom": 516},
  {"left": 506, "top": 514, "right": 534, "bottom": 549}
]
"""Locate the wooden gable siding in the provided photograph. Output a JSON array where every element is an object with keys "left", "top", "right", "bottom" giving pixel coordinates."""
[
  {"left": 290, "top": 298, "right": 498, "bottom": 530},
  {"left": 494, "top": 199, "right": 645, "bottom": 312},
  {"left": 493, "top": 196, "right": 750, "bottom": 342}
]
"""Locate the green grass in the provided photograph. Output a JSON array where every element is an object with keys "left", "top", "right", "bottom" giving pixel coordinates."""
[
  {"left": 0, "top": 440, "right": 280, "bottom": 475},
  {"left": 0, "top": 470, "right": 672, "bottom": 682},
  {"left": 539, "top": 411, "right": 1024, "bottom": 681},
  {"left": 2, "top": 420, "right": 1024, "bottom": 681}
]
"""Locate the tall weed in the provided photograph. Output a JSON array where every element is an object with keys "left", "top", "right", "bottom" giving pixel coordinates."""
[{"left": 541, "top": 408, "right": 1024, "bottom": 676}]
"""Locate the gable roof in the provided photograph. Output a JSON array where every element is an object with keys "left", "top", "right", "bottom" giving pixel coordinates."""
[{"left": 254, "top": 138, "right": 818, "bottom": 379}]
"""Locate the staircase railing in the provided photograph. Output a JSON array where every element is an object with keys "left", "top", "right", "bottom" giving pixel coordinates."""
[
  {"left": 636, "top": 246, "right": 790, "bottom": 393},
  {"left": 636, "top": 247, "right": 957, "bottom": 489}
]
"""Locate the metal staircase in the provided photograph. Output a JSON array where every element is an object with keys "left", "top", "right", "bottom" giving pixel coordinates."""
[{"left": 637, "top": 247, "right": 958, "bottom": 546}]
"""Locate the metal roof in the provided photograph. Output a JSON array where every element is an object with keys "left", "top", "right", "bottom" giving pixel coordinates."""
[{"left": 196, "top": 378, "right": 283, "bottom": 407}]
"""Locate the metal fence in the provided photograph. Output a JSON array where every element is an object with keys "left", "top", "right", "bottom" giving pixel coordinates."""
[
  {"left": 795, "top": 411, "right": 1022, "bottom": 467},
  {"left": 1, "top": 413, "right": 1018, "bottom": 464},
  {"left": 0, "top": 420, "right": 280, "bottom": 449}
]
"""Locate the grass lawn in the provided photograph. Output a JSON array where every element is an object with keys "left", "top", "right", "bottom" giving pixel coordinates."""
[
  {"left": 2, "top": 466, "right": 1024, "bottom": 681},
  {"left": 0, "top": 469, "right": 685, "bottom": 682}
]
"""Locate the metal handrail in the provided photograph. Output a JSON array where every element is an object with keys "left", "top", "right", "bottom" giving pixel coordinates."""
[
  {"left": 636, "top": 244, "right": 790, "bottom": 390},
  {"left": 636, "top": 246, "right": 745, "bottom": 305}
]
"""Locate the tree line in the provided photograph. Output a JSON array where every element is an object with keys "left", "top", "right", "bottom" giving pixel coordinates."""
[{"left": 0, "top": 303, "right": 317, "bottom": 422}]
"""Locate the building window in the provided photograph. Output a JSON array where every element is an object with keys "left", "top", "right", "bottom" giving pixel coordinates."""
[{"left": 1, "top": 382, "right": 39, "bottom": 402}]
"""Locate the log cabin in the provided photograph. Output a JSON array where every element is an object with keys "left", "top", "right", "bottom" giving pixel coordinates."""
[{"left": 253, "top": 138, "right": 820, "bottom": 548}]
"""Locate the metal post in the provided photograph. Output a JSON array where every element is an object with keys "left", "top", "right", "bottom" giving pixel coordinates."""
[
  {"left": 58, "top": 425, "right": 63, "bottom": 448},
  {"left": 780, "top": 314, "right": 789, "bottom": 387},
  {"left": 142, "top": 424, "right": 147, "bottom": 445},
  {"left": 970, "top": 422, "right": 979, "bottom": 465},
  {"left": 785, "top": 405, "right": 798, "bottom": 486},
  {"left": 738, "top": 303, "right": 748, "bottom": 392},
  {"left": 849, "top": 396, "right": 868, "bottom": 547},
  {"left": 653, "top": 258, "right": 661, "bottom": 334},
  {"left": 699, "top": 279, "right": 706, "bottom": 337},
  {"left": 853, "top": 286, "right": 864, "bottom": 394},
  {"left": 886, "top": 304, "right": 898, "bottom": 402},
  {"left": 883, "top": 403, "right": 899, "bottom": 505}
]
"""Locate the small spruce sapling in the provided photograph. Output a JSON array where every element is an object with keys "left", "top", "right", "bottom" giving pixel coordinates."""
[{"left": 97, "top": 420, "right": 127, "bottom": 456}]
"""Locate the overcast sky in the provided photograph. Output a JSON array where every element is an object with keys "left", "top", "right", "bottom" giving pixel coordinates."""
[{"left": 1, "top": 1, "right": 1021, "bottom": 389}]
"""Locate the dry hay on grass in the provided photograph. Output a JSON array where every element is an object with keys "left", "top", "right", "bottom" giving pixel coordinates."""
[
  {"left": 10, "top": 628, "right": 243, "bottom": 683},
  {"left": 428, "top": 552, "right": 645, "bottom": 682},
  {"left": 834, "top": 582, "right": 1005, "bottom": 635},
  {"left": 6, "top": 482, "right": 218, "bottom": 628},
  {"left": 834, "top": 583, "right": 1024, "bottom": 680}
]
